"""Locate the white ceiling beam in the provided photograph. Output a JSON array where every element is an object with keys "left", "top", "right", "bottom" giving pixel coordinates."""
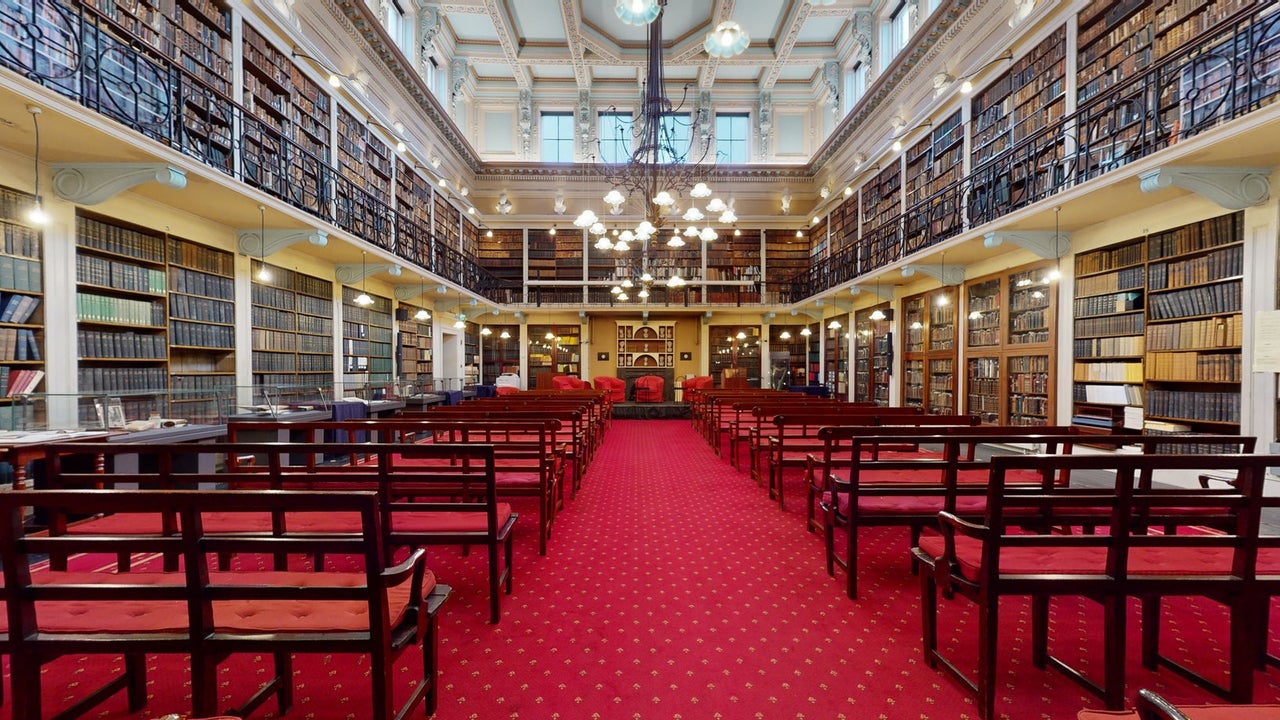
[
  {"left": 557, "top": 0, "right": 591, "bottom": 90},
  {"left": 761, "top": 1, "right": 813, "bottom": 90}
]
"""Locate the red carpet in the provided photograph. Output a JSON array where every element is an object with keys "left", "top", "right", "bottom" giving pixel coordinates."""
[{"left": 9, "top": 419, "right": 1280, "bottom": 718}]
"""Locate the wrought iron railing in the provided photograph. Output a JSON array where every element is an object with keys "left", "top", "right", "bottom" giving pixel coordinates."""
[
  {"left": 0, "top": 0, "right": 514, "bottom": 302},
  {"left": 791, "top": 2, "right": 1279, "bottom": 301}
]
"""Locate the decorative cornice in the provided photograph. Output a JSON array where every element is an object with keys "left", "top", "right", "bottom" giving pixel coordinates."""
[
  {"left": 335, "top": 262, "right": 403, "bottom": 284},
  {"left": 52, "top": 163, "right": 186, "bottom": 204},
  {"left": 1139, "top": 166, "right": 1272, "bottom": 209}
]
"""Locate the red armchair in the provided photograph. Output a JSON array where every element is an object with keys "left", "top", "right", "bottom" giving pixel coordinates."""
[
  {"left": 552, "top": 375, "right": 587, "bottom": 390},
  {"left": 633, "top": 375, "right": 664, "bottom": 403},
  {"left": 593, "top": 376, "right": 625, "bottom": 402},
  {"left": 681, "top": 375, "right": 713, "bottom": 401}
]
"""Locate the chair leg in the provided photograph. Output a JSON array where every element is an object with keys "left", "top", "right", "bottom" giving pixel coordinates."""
[
  {"left": 1103, "top": 594, "right": 1126, "bottom": 711},
  {"left": 824, "top": 513, "right": 836, "bottom": 576},
  {"left": 11, "top": 652, "right": 41, "bottom": 720},
  {"left": 274, "top": 651, "right": 294, "bottom": 713},
  {"left": 1141, "top": 596, "right": 1161, "bottom": 670},
  {"left": 919, "top": 561, "right": 939, "bottom": 670},
  {"left": 489, "top": 538, "right": 502, "bottom": 624},
  {"left": 423, "top": 611, "right": 440, "bottom": 716},
  {"left": 125, "top": 653, "right": 147, "bottom": 711},
  {"left": 845, "top": 522, "right": 859, "bottom": 600},
  {"left": 370, "top": 651, "right": 391, "bottom": 720},
  {"left": 1229, "top": 592, "right": 1261, "bottom": 703},
  {"left": 1031, "top": 595, "right": 1049, "bottom": 669},
  {"left": 977, "top": 597, "right": 999, "bottom": 720}
]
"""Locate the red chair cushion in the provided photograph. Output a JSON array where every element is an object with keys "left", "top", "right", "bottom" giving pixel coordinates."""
[{"left": 392, "top": 503, "right": 514, "bottom": 533}]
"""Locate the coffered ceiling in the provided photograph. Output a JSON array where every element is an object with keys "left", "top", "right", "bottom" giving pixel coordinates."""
[{"left": 434, "top": 1, "right": 864, "bottom": 102}]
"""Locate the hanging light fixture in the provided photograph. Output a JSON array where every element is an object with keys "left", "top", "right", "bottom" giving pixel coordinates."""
[
  {"left": 936, "top": 252, "right": 950, "bottom": 306},
  {"left": 869, "top": 276, "right": 887, "bottom": 321},
  {"left": 454, "top": 315, "right": 466, "bottom": 329},
  {"left": 828, "top": 320, "right": 842, "bottom": 330},
  {"left": 255, "top": 205, "right": 271, "bottom": 281},
  {"left": 414, "top": 276, "right": 430, "bottom": 321},
  {"left": 704, "top": 20, "right": 750, "bottom": 58},
  {"left": 779, "top": 330, "right": 792, "bottom": 340},
  {"left": 615, "top": 0, "right": 660, "bottom": 25},
  {"left": 354, "top": 251, "right": 374, "bottom": 306},
  {"left": 481, "top": 327, "right": 492, "bottom": 336},
  {"left": 1047, "top": 206, "right": 1063, "bottom": 281},
  {"left": 500, "top": 329, "right": 511, "bottom": 339},
  {"left": 26, "top": 106, "right": 46, "bottom": 225}
]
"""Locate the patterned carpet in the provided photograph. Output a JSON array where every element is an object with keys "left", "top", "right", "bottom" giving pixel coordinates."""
[{"left": 12, "top": 419, "right": 1280, "bottom": 719}]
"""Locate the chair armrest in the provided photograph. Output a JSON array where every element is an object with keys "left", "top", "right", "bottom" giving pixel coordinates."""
[{"left": 1135, "top": 689, "right": 1192, "bottom": 720}]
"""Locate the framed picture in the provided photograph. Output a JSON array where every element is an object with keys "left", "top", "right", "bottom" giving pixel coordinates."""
[
  {"left": 597, "top": 351, "right": 609, "bottom": 361},
  {"left": 103, "top": 398, "right": 126, "bottom": 429},
  {"left": 680, "top": 351, "right": 692, "bottom": 361}
]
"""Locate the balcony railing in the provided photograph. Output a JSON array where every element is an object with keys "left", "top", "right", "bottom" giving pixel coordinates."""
[
  {"left": 0, "top": 0, "right": 517, "bottom": 303},
  {"left": 790, "top": 2, "right": 1279, "bottom": 301}
]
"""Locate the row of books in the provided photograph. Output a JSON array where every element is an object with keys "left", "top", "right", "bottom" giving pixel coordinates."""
[
  {"left": 1073, "top": 291, "right": 1143, "bottom": 318},
  {"left": 1073, "top": 360, "right": 1143, "bottom": 382},
  {"left": 167, "top": 375, "right": 233, "bottom": 393},
  {"left": 253, "top": 328, "right": 297, "bottom": 352},
  {"left": 1075, "top": 265, "right": 1145, "bottom": 295},
  {"left": 1146, "top": 314, "right": 1242, "bottom": 350},
  {"left": 77, "top": 217, "right": 166, "bottom": 263},
  {"left": 0, "top": 293, "right": 39, "bottom": 324},
  {"left": 170, "top": 320, "right": 233, "bottom": 349},
  {"left": 1077, "top": 383, "right": 1145, "bottom": 405},
  {"left": 251, "top": 305, "right": 295, "bottom": 331},
  {"left": 1146, "top": 279, "right": 1241, "bottom": 320},
  {"left": 0, "top": 328, "right": 40, "bottom": 362},
  {"left": 169, "top": 293, "right": 233, "bottom": 325},
  {"left": 0, "top": 256, "right": 42, "bottom": 292},
  {"left": 1147, "top": 244, "right": 1243, "bottom": 291},
  {"left": 77, "top": 253, "right": 167, "bottom": 295},
  {"left": 169, "top": 267, "right": 234, "bottom": 299},
  {"left": 77, "top": 292, "right": 166, "bottom": 327},
  {"left": 1147, "top": 388, "right": 1240, "bottom": 423},
  {"left": 77, "top": 366, "right": 169, "bottom": 394},
  {"left": 1147, "top": 214, "right": 1239, "bottom": 260},
  {"left": 78, "top": 330, "right": 166, "bottom": 359},
  {"left": 1, "top": 221, "right": 41, "bottom": 259},
  {"left": 3, "top": 368, "right": 43, "bottom": 397},
  {"left": 1146, "top": 351, "right": 1241, "bottom": 383},
  {"left": 166, "top": 237, "right": 234, "bottom": 276}
]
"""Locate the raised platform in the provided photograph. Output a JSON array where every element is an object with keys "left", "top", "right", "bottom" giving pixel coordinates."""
[{"left": 612, "top": 401, "right": 690, "bottom": 420}]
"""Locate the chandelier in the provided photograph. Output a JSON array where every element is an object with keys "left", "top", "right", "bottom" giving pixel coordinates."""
[{"left": 578, "top": 0, "right": 747, "bottom": 301}]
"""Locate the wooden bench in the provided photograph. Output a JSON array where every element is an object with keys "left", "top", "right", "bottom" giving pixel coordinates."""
[
  {"left": 226, "top": 418, "right": 565, "bottom": 556},
  {"left": 42, "top": 440, "right": 516, "bottom": 624},
  {"left": 2, "top": 488, "right": 448, "bottom": 720},
  {"left": 911, "top": 451, "right": 1272, "bottom": 718}
]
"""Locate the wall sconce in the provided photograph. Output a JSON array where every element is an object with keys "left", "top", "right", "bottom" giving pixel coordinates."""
[
  {"left": 291, "top": 48, "right": 364, "bottom": 89},
  {"left": 354, "top": 251, "right": 374, "bottom": 306},
  {"left": 959, "top": 50, "right": 1015, "bottom": 94},
  {"left": 891, "top": 121, "right": 933, "bottom": 153},
  {"left": 496, "top": 192, "right": 513, "bottom": 214},
  {"left": 366, "top": 117, "right": 409, "bottom": 152}
]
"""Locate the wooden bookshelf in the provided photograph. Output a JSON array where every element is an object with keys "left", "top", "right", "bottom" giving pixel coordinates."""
[
  {"left": 860, "top": 165, "right": 901, "bottom": 235},
  {"left": 553, "top": 230, "right": 584, "bottom": 282},
  {"left": 1072, "top": 236, "right": 1147, "bottom": 434},
  {"left": 481, "top": 325, "right": 519, "bottom": 383},
  {"left": 708, "top": 232, "right": 762, "bottom": 284},
  {"left": 477, "top": 229, "right": 524, "bottom": 286},
  {"left": 251, "top": 263, "right": 333, "bottom": 390},
  {"left": 463, "top": 322, "right": 479, "bottom": 386},
  {"left": 1078, "top": 0, "right": 1153, "bottom": 103},
  {"left": 709, "top": 325, "right": 761, "bottom": 388},
  {"left": 0, "top": 187, "right": 45, "bottom": 412},
  {"left": 166, "top": 236, "right": 234, "bottom": 405},
  {"left": 433, "top": 191, "right": 460, "bottom": 250},
  {"left": 342, "top": 287, "right": 393, "bottom": 387},
  {"left": 527, "top": 229, "right": 555, "bottom": 281},
  {"left": 769, "top": 325, "right": 809, "bottom": 388},
  {"left": 764, "top": 230, "right": 808, "bottom": 304},
  {"left": 853, "top": 305, "right": 892, "bottom": 406},
  {"left": 963, "top": 262, "right": 1057, "bottom": 425},
  {"left": 828, "top": 194, "right": 858, "bottom": 256},
  {"left": 397, "top": 304, "right": 433, "bottom": 389},
  {"left": 809, "top": 217, "right": 829, "bottom": 263},
  {"left": 75, "top": 213, "right": 169, "bottom": 396},
  {"left": 1143, "top": 211, "right": 1243, "bottom": 435},
  {"left": 900, "top": 287, "right": 958, "bottom": 413},
  {"left": 824, "top": 315, "right": 849, "bottom": 398},
  {"left": 904, "top": 110, "right": 964, "bottom": 249},
  {"left": 528, "top": 325, "right": 582, "bottom": 383}
]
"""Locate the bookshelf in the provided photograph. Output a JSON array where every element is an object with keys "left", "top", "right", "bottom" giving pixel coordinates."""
[
  {"left": 240, "top": 23, "right": 292, "bottom": 191},
  {"left": 166, "top": 236, "right": 234, "bottom": 402},
  {"left": 342, "top": 287, "right": 393, "bottom": 388},
  {"left": 809, "top": 217, "right": 829, "bottom": 263},
  {"left": 75, "top": 212, "right": 168, "bottom": 395},
  {"left": 528, "top": 325, "right": 582, "bottom": 383},
  {"left": 853, "top": 305, "right": 892, "bottom": 406},
  {"left": 770, "top": 325, "right": 809, "bottom": 388},
  {"left": 708, "top": 232, "right": 762, "bottom": 284},
  {"left": 433, "top": 192, "right": 460, "bottom": 251},
  {"left": 477, "top": 229, "right": 524, "bottom": 287},
  {"left": 1077, "top": 1, "right": 1152, "bottom": 104},
  {"left": 553, "top": 230, "right": 584, "bottom": 282},
  {"left": 463, "top": 322, "right": 480, "bottom": 386},
  {"left": 1072, "top": 236, "right": 1147, "bottom": 434},
  {"left": 250, "top": 263, "right": 333, "bottom": 390},
  {"left": 0, "top": 187, "right": 44, "bottom": 409},
  {"left": 824, "top": 315, "right": 849, "bottom": 398},
  {"left": 709, "top": 326, "right": 761, "bottom": 388},
  {"left": 527, "top": 229, "right": 555, "bottom": 281},
  {"left": 764, "top": 230, "right": 808, "bottom": 304},
  {"left": 963, "top": 262, "right": 1057, "bottom": 425},
  {"left": 616, "top": 322, "right": 675, "bottom": 370},
  {"left": 396, "top": 305, "right": 433, "bottom": 389},
  {"left": 861, "top": 165, "right": 901, "bottom": 236},
  {"left": 481, "top": 325, "right": 519, "bottom": 382},
  {"left": 1143, "top": 211, "right": 1243, "bottom": 434},
  {"left": 828, "top": 194, "right": 858, "bottom": 256},
  {"left": 901, "top": 287, "right": 958, "bottom": 413}
]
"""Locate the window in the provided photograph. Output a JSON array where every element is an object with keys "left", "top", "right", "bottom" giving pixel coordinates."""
[
  {"left": 883, "top": 2, "right": 911, "bottom": 67},
  {"left": 844, "top": 62, "right": 868, "bottom": 115},
  {"left": 541, "top": 112, "right": 574, "bottom": 162},
  {"left": 598, "top": 112, "right": 633, "bottom": 163},
  {"left": 715, "top": 113, "right": 749, "bottom": 163},
  {"left": 384, "top": 0, "right": 414, "bottom": 57},
  {"left": 657, "top": 113, "right": 690, "bottom": 163}
]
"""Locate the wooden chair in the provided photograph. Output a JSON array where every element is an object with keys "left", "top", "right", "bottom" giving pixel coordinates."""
[{"left": 1076, "top": 689, "right": 1280, "bottom": 719}]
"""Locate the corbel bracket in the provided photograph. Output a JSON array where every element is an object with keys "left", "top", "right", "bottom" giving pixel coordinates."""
[
  {"left": 902, "top": 263, "right": 965, "bottom": 285},
  {"left": 52, "top": 163, "right": 186, "bottom": 204},
  {"left": 335, "top": 263, "right": 402, "bottom": 284},
  {"left": 850, "top": 284, "right": 895, "bottom": 301},
  {"left": 983, "top": 230, "right": 1070, "bottom": 259},
  {"left": 1138, "top": 166, "right": 1271, "bottom": 209},
  {"left": 237, "top": 228, "right": 328, "bottom": 257}
]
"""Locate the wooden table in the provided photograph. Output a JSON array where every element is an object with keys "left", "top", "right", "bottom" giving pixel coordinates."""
[{"left": 0, "top": 430, "right": 113, "bottom": 490}]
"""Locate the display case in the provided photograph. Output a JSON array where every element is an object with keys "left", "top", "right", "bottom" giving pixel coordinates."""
[
  {"left": 709, "top": 326, "right": 761, "bottom": 388},
  {"left": 528, "top": 324, "right": 581, "bottom": 385},
  {"left": 1, "top": 387, "right": 235, "bottom": 431},
  {"left": 616, "top": 321, "right": 675, "bottom": 369}
]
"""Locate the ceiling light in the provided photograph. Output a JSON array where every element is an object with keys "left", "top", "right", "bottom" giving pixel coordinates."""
[
  {"left": 736, "top": 331, "right": 746, "bottom": 340},
  {"left": 481, "top": 327, "right": 492, "bottom": 336},
  {"left": 844, "top": 186, "right": 854, "bottom": 197},
  {"left": 637, "top": 288, "right": 649, "bottom": 299},
  {"left": 26, "top": 106, "right": 45, "bottom": 225},
  {"left": 706, "top": 198, "right": 727, "bottom": 213},
  {"left": 705, "top": 20, "right": 750, "bottom": 58},
  {"left": 500, "top": 330, "right": 511, "bottom": 339},
  {"left": 870, "top": 308, "right": 886, "bottom": 321},
  {"left": 667, "top": 235, "right": 685, "bottom": 248},
  {"left": 549, "top": 225, "right": 557, "bottom": 235},
  {"left": 615, "top": 0, "right": 660, "bottom": 26},
  {"left": 828, "top": 320, "right": 841, "bottom": 330},
  {"left": 779, "top": 330, "right": 792, "bottom": 340},
  {"left": 354, "top": 251, "right": 374, "bottom": 306},
  {"left": 800, "top": 328, "right": 811, "bottom": 336},
  {"left": 415, "top": 308, "right": 430, "bottom": 321},
  {"left": 454, "top": 317, "right": 466, "bottom": 329},
  {"left": 795, "top": 230, "right": 804, "bottom": 238},
  {"left": 910, "top": 321, "right": 923, "bottom": 330}
]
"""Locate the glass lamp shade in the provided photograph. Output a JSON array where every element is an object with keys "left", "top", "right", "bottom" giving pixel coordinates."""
[
  {"left": 690, "top": 182, "right": 712, "bottom": 198},
  {"left": 652, "top": 190, "right": 675, "bottom": 207},
  {"left": 414, "top": 309, "right": 430, "bottom": 321},
  {"left": 667, "top": 235, "right": 685, "bottom": 248},
  {"left": 615, "top": 0, "right": 660, "bottom": 26},
  {"left": 574, "top": 209, "right": 598, "bottom": 227},
  {"left": 704, "top": 21, "right": 750, "bottom": 58},
  {"left": 354, "top": 292, "right": 374, "bottom": 306},
  {"left": 603, "top": 189, "right": 625, "bottom": 206}
]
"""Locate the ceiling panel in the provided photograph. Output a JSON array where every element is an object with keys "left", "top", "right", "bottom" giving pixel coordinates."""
[
  {"left": 446, "top": 13, "right": 500, "bottom": 41},
  {"left": 578, "top": 0, "right": 714, "bottom": 46},
  {"left": 796, "top": 17, "right": 845, "bottom": 44},
  {"left": 509, "top": 0, "right": 567, "bottom": 42},
  {"left": 714, "top": 66, "right": 762, "bottom": 81},
  {"left": 775, "top": 66, "right": 817, "bottom": 82},
  {"left": 472, "top": 62, "right": 517, "bottom": 79},
  {"left": 532, "top": 64, "right": 577, "bottom": 79}
]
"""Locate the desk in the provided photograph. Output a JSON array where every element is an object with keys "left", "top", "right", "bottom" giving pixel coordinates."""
[
  {"left": 228, "top": 410, "right": 331, "bottom": 465},
  {"left": 108, "top": 424, "right": 226, "bottom": 476},
  {"left": 369, "top": 400, "right": 405, "bottom": 417},
  {"left": 404, "top": 394, "right": 447, "bottom": 409},
  {"left": 0, "top": 430, "right": 112, "bottom": 490}
]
